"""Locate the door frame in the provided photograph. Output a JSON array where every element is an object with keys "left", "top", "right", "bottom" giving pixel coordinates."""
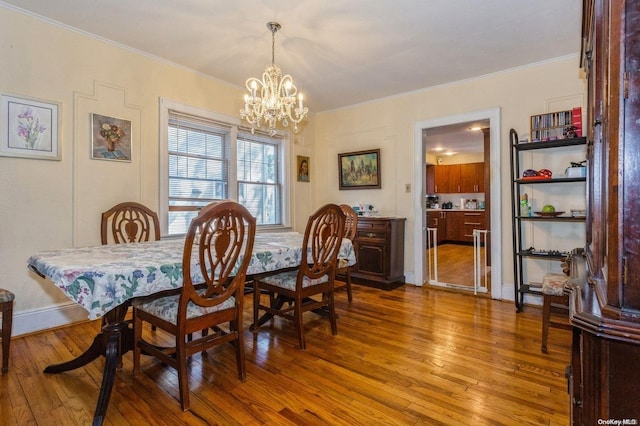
[{"left": 412, "top": 108, "right": 502, "bottom": 299}]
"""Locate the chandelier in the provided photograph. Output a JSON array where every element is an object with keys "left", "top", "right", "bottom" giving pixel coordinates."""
[{"left": 240, "top": 22, "right": 309, "bottom": 136}]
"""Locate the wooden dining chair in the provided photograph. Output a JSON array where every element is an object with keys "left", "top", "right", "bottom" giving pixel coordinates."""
[
  {"left": 252, "top": 203, "right": 345, "bottom": 350},
  {"left": 132, "top": 201, "right": 256, "bottom": 411},
  {"left": 101, "top": 201, "right": 161, "bottom": 245},
  {"left": 335, "top": 204, "right": 358, "bottom": 303},
  {"left": 101, "top": 201, "right": 162, "bottom": 331}
]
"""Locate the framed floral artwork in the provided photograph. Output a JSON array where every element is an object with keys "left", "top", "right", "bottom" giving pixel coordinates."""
[
  {"left": 91, "top": 113, "right": 132, "bottom": 161},
  {"left": 0, "top": 93, "right": 61, "bottom": 160},
  {"left": 338, "top": 149, "right": 381, "bottom": 190}
]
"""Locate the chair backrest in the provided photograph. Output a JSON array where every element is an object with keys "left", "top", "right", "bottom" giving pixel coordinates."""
[
  {"left": 180, "top": 201, "right": 256, "bottom": 311},
  {"left": 101, "top": 202, "right": 161, "bottom": 245},
  {"left": 339, "top": 204, "right": 358, "bottom": 241},
  {"left": 299, "top": 204, "right": 345, "bottom": 282}
]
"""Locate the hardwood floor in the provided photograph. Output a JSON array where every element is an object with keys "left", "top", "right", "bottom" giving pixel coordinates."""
[
  {"left": 1, "top": 285, "right": 571, "bottom": 425},
  {"left": 427, "top": 243, "right": 490, "bottom": 290}
]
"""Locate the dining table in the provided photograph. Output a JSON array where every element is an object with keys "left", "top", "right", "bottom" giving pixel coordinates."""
[{"left": 27, "top": 231, "right": 355, "bottom": 426}]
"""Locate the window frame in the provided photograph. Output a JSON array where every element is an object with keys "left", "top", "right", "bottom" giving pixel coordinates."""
[{"left": 159, "top": 98, "right": 291, "bottom": 236}]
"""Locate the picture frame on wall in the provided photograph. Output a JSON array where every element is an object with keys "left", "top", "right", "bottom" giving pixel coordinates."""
[
  {"left": 91, "top": 113, "right": 132, "bottom": 162},
  {"left": 297, "top": 155, "right": 310, "bottom": 182},
  {"left": 338, "top": 149, "right": 381, "bottom": 190},
  {"left": 0, "top": 93, "right": 61, "bottom": 160}
]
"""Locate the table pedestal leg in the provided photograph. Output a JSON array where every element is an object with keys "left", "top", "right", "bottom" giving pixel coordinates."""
[
  {"left": 43, "top": 304, "right": 131, "bottom": 425},
  {"left": 43, "top": 332, "right": 105, "bottom": 373},
  {"left": 92, "top": 323, "right": 122, "bottom": 426},
  {"left": 250, "top": 294, "right": 286, "bottom": 330}
]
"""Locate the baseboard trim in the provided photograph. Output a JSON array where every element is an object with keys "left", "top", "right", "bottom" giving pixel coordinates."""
[{"left": 11, "top": 302, "right": 91, "bottom": 337}]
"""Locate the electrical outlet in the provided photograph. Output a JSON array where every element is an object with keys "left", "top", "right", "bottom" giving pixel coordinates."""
[{"left": 405, "top": 184, "right": 411, "bottom": 193}]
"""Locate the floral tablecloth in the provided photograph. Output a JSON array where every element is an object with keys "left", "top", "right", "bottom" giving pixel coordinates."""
[{"left": 28, "top": 232, "right": 355, "bottom": 320}]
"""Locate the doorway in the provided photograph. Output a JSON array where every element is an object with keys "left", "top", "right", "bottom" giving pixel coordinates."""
[
  {"left": 412, "top": 108, "right": 502, "bottom": 300},
  {"left": 425, "top": 120, "right": 489, "bottom": 293}
]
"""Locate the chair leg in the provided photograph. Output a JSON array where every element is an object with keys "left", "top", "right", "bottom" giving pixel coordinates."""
[
  {"left": 345, "top": 270, "right": 353, "bottom": 303},
  {"left": 232, "top": 318, "right": 246, "bottom": 382},
  {"left": 176, "top": 336, "right": 190, "bottom": 411},
  {"left": 252, "top": 282, "right": 260, "bottom": 332},
  {"left": 2, "top": 300, "right": 13, "bottom": 374},
  {"left": 328, "top": 291, "right": 338, "bottom": 336},
  {"left": 541, "top": 294, "right": 552, "bottom": 354},
  {"left": 295, "top": 297, "right": 306, "bottom": 350},
  {"left": 132, "top": 310, "right": 143, "bottom": 376}
]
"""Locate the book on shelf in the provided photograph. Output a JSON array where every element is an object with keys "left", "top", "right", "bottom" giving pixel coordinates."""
[
  {"left": 572, "top": 106, "right": 582, "bottom": 137},
  {"left": 530, "top": 107, "right": 583, "bottom": 141}
]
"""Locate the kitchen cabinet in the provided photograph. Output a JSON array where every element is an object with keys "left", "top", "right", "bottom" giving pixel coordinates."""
[
  {"left": 434, "top": 163, "right": 484, "bottom": 194},
  {"left": 444, "top": 211, "right": 465, "bottom": 242},
  {"left": 427, "top": 211, "right": 446, "bottom": 245},
  {"left": 427, "top": 210, "right": 485, "bottom": 245},
  {"left": 460, "top": 162, "right": 484, "bottom": 193},
  {"left": 462, "top": 211, "right": 485, "bottom": 243},
  {"left": 446, "top": 164, "right": 461, "bottom": 193},
  {"left": 426, "top": 165, "right": 435, "bottom": 194},
  {"left": 352, "top": 217, "right": 405, "bottom": 290},
  {"left": 433, "top": 165, "right": 450, "bottom": 193}
]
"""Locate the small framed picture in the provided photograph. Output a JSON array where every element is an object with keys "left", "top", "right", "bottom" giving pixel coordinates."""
[
  {"left": 297, "top": 155, "right": 310, "bottom": 182},
  {"left": 91, "top": 113, "right": 132, "bottom": 162},
  {"left": 0, "top": 93, "right": 61, "bottom": 160},
  {"left": 338, "top": 149, "right": 381, "bottom": 190}
]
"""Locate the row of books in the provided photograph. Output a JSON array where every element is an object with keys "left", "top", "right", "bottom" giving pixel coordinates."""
[{"left": 530, "top": 107, "right": 582, "bottom": 141}]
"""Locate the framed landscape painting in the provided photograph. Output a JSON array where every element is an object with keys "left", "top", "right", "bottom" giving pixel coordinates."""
[{"left": 338, "top": 149, "right": 381, "bottom": 190}]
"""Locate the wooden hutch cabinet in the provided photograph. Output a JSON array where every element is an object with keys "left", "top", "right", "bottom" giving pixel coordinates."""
[
  {"left": 566, "top": 0, "right": 640, "bottom": 423},
  {"left": 352, "top": 217, "right": 405, "bottom": 290}
]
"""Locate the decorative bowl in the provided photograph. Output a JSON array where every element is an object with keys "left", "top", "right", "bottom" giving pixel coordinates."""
[{"left": 534, "top": 211, "right": 565, "bottom": 217}]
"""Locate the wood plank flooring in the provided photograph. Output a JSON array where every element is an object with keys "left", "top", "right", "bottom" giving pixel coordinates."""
[
  {"left": 0, "top": 285, "right": 571, "bottom": 425},
  {"left": 427, "top": 243, "right": 490, "bottom": 290}
]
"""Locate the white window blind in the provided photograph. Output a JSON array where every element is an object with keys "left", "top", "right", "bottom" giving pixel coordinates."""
[{"left": 167, "top": 111, "right": 230, "bottom": 234}]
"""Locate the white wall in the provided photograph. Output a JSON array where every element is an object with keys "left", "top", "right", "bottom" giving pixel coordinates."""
[
  {"left": 0, "top": 7, "right": 314, "bottom": 335},
  {"left": 312, "top": 56, "right": 586, "bottom": 300}
]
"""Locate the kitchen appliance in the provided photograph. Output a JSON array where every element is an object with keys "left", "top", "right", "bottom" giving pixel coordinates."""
[{"left": 426, "top": 195, "right": 439, "bottom": 209}]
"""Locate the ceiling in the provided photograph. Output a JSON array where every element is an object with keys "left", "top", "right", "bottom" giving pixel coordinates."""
[
  {"left": 424, "top": 120, "right": 490, "bottom": 156},
  {"left": 1, "top": 0, "right": 583, "bottom": 115}
]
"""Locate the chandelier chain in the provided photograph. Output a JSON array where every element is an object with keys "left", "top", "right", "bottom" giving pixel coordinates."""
[{"left": 271, "top": 26, "right": 275, "bottom": 65}]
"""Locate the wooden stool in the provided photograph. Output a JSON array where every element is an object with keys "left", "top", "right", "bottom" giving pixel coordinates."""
[
  {"left": 541, "top": 273, "right": 570, "bottom": 353},
  {"left": 1, "top": 288, "right": 15, "bottom": 373}
]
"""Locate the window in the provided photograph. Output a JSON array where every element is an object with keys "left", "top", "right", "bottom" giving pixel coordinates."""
[
  {"left": 160, "top": 99, "right": 290, "bottom": 236},
  {"left": 237, "top": 135, "right": 280, "bottom": 225}
]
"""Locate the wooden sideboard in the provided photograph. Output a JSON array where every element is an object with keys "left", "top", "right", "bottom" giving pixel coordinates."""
[{"left": 351, "top": 217, "right": 405, "bottom": 290}]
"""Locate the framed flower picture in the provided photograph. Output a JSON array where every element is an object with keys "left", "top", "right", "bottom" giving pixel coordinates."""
[
  {"left": 91, "top": 113, "right": 132, "bottom": 162},
  {"left": 0, "top": 93, "right": 61, "bottom": 160}
]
